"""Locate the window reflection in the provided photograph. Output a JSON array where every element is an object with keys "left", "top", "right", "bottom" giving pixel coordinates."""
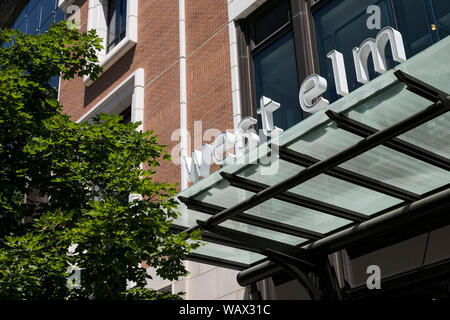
[
  {"left": 313, "top": 0, "right": 395, "bottom": 103},
  {"left": 313, "top": 0, "right": 450, "bottom": 103},
  {"left": 107, "top": 0, "right": 127, "bottom": 53},
  {"left": 253, "top": 31, "right": 302, "bottom": 131},
  {"left": 3, "top": 0, "right": 64, "bottom": 90}
]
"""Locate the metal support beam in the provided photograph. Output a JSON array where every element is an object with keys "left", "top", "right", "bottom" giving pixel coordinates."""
[
  {"left": 171, "top": 224, "right": 262, "bottom": 254},
  {"left": 264, "top": 249, "right": 323, "bottom": 300},
  {"left": 186, "top": 91, "right": 449, "bottom": 233},
  {"left": 394, "top": 69, "right": 450, "bottom": 103},
  {"left": 278, "top": 147, "right": 421, "bottom": 202},
  {"left": 186, "top": 253, "right": 249, "bottom": 271},
  {"left": 325, "top": 110, "right": 450, "bottom": 172},
  {"left": 178, "top": 196, "right": 324, "bottom": 241},
  {"left": 221, "top": 172, "right": 370, "bottom": 222},
  {"left": 236, "top": 188, "right": 450, "bottom": 286},
  {"left": 196, "top": 220, "right": 307, "bottom": 258},
  {"left": 306, "top": 188, "right": 450, "bottom": 256}
]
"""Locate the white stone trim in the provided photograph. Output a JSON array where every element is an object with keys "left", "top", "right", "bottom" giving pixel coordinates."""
[
  {"left": 179, "top": 0, "right": 188, "bottom": 191},
  {"left": 58, "top": 0, "right": 76, "bottom": 12},
  {"left": 228, "top": 21, "right": 241, "bottom": 131},
  {"left": 77, "top": 68, "right": 145, "bottom": 132},
  {"left": 227, "top": 1, "right": 270, "bottom": 132},
  {"left": 83, "top": 0, "right": 139, "bottom": 86},
  {"left": 228, "top": 0, "right": 269, "bottom": 22}
]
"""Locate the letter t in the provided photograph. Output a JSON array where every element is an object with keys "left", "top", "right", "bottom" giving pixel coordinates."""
[{"left": 257, "top": 96, "right": 283, "bottom": 137}]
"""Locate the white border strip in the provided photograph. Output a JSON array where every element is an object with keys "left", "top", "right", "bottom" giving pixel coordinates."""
[{"left": 179, "top": 0, "right": 188, "bottom": 190}]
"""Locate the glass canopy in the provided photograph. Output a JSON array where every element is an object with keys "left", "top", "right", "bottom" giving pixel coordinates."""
[{"left": 172, "top": 36, "right": 450, "bottom": 270}]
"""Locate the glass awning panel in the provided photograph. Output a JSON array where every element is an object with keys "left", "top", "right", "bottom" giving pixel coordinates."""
[
  {"left": 191, "top": 181, "right": 351, "bottom": 233},
  {"left": 174, "top": 204, "right": 308, "bottom": 246},
  {"left": 175, "top": 36, "right": 450, "bottom": 269},
  {"left": 288, "top": 124, "right": 450, "bottom": 194},
  {"left": 194, "top": 241, "right": 265, "bottom": 266}
]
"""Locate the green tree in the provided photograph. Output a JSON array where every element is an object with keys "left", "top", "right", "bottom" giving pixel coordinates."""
[{"left": 0, "top": 22, "right": 199, "bottom": 300}]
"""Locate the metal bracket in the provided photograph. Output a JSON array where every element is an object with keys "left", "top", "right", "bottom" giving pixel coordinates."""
[{"left": 264, "top": 249, "right": 324, "bottom": 300}]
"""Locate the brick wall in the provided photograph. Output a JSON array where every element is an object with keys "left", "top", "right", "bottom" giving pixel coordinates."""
[
  {"left": 58, "top": 0, "right": 247, "bottom": 300},
  {"left": 186, "top": 0, "right": 233, "bottom": 150},
  {"left": 59, "top": 0, "right": 233, "bottom": 188}
]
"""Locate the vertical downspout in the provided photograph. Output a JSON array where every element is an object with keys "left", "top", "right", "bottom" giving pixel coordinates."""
[
  {"left": 179, "top": 0, "right": 188, "bottom": 190},
  {"left": 176, "top": 1, "right": 189, "bottom": 298}
]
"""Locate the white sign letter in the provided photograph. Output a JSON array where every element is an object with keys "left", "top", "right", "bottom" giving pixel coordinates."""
[
  {"left": 299, "top": 74, "right": 329, "bottom": 113},
  {"left": 182, "top": 144, "right": 214, "bottom": 183},
  {"left": 257, "top": 97, "right": 283, "bottom": 137},
  {"left": 235, "top": 117, "right": 260, "bottom": 160},
  {"left": 353, "top": 26, "right": 407, "bottom": 84},
  {"left": 327, "top": 50, "right": 349, "bottom": 96},
  {"left": 212, "top": 132, "right": 236, "bottom": 165}
]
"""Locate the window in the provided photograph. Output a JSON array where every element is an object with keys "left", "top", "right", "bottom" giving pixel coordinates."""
[
  {"left": 76, "top": 69, "right": 144, "bottom": 206},
  {"left": 119, "top": 106, "right": 132, "bottom": 124},
  {"left": 236, "top": 0, "right": 450, "bottom": 116},
  {"left": 107, "top": 0, "right": 127, "bottom": 53},
  {"left": 3, "top": 0, "right": 64, "bottom": 90},
  {"left": 80, "top": 0, "right": 138, "bottom": 86},
  {"left": 312, "top": 0, "right": 450, "bottom": 102},
  {"left": 77, "top": 68, "right": 144, "bottom": 129},
  {"left": 313, "top": 0, "right": 396, "bottom": 103},
  {"left": 238, "top": 0, "right": 313, "bottom": 132}
]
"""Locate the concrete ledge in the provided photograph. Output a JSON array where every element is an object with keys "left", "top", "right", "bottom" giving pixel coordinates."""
[{"left": 228, "top": 0, "right": 268, "bottom": 21}]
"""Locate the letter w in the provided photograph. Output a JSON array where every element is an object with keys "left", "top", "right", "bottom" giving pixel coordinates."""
[{"left": 182, "top": 144, "right": 214, "bottom": 183}]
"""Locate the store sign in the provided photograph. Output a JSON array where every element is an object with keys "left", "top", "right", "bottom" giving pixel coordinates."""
[
  {"left": 183, "top": 26, "right": 407, "bottom": 183},
  {"left": 300, "top": 26, "right": 406, "bottom": 113}
]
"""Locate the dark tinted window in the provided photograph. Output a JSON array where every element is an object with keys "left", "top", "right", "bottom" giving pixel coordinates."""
[
  {"left": 253, "top": 31, "right": 301, "bottom": 130},
  {"left": 107, "top": 0, "right": 127, "bottom": 53},
  {"left": 250, "top": 0, "right": 303, "bottom": 131},
  {"left": 3, "top": 0, "right": 63, "bottom": 90},
  {"left": 254, "top": 0, "right": 290, "bottom": 46},
  {"left": 313, "top": 0, "right": 395, "bottom": 103},
  {"left": 119, "top": 106, "right": 132, "bottom": 124},
  {"left": 313, "top": 0, "right": 450, "bottom": 103}
]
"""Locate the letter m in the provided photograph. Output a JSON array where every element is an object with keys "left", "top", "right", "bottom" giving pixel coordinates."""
[
  {"left": 182, "top": 144, "right": 214, "bottom": 183},
  {"left": 352, "top": 26, "right": 406, "bottom": 84}
]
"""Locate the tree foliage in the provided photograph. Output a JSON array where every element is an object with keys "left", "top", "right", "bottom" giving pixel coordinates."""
[{"left": 0, "top": 22, "right": 200, "bottom": 300}]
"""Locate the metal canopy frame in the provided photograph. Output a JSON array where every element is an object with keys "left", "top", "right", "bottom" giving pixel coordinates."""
[
  {"left": 277, "top": 146, "right": 421, "bottom": 202},
  {"left": 174, "top": 69, "right": 450, "bottom": 300}
]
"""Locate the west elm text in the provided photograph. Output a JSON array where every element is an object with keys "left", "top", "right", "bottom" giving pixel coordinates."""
[{"left": 181, "top": 27, "right": 407, "bottom": 183}]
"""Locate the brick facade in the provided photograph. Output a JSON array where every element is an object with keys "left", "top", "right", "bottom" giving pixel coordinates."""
[{"left": 58, "top": 0, "right": 247, "bottom": 300}]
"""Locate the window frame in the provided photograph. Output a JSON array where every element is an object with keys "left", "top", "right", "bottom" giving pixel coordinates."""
[
  {"left": 236, "top": 0, "right": 318, "bottom": 121},
  {"left": 106, "top": 0, "right": 128, "bottom": 53},
  {"left": 76, "top": 0, "right": 138, "bottom": 86}
]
